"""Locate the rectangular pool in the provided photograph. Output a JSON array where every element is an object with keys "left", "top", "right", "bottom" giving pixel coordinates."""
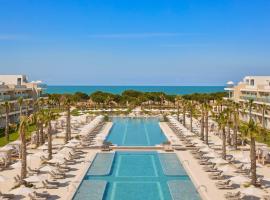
[
  {"left": 73, "top": 152, "right": 200, "bottom": 200},
  {"left": 105, "top": 117, "right": 167, "bottom": 146}
]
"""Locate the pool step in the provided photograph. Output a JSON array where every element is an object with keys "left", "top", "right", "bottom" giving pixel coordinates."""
[
  {"left": 73, "top": 180, "right": 107, "bottom": 200},
  {"left": 158, "top": 153, "right": 187, "bottom": 176},
  {"left": 168, "top": 180, "right": 200, "bottom": 200},
  {"left": 112, "top": 146, "right": 163, "bottom": 150},
  {"left": 88, "top": 153, "right": 115, "bottom": 175}
]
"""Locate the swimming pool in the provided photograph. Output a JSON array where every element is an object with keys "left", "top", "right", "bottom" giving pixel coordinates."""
[
  {"left": 105, "top": 117, "right": 167, "bottom": 146},
  {"left": 73, "top": 152, "right": 200, "bottom": 200}
]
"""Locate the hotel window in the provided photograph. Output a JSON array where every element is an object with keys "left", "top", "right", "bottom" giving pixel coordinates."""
[
  {"left": 17, "top": 78, "right": 22, "bottom": 86},
  {"left": 250, "top": 79, "right": 254, "bottom": 86}
]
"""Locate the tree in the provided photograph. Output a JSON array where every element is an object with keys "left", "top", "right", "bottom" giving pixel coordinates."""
[
  {"left": 4, "top": 101, "right": 10, "bottom": 141},
  {"left": 217, "top": 110, "right": 229, "bottom": 160},
  {"left": 247, "top": 99, "right": 254, "bottom": 121},
  {"left": 181, "top": 99, "right": 187, "bottom": 127},
  {"left": 258, "top": 104, "right": 268, "bottom": 142},
  {"left": 35, "top": 111, "right": 45, "bottom": 146},
  {"left": 17, "top": 97, "right": 24, "bottom": 117},
  {"left": 200, "top": 103, "right": 205, "bottom": 141},
  {"left": 226, "top": 102, "right": 233, "bottom": 145},
  {"left": 175, "top": 95, "right": 181, "bottom": 121},
  {"left": 232, "top": 102, "right": 240, "bottom": 150},
  {"left": 18, "top": 116, "right": 30, "bottom": 182},
  {"left": 241, "top": 119, "right": 259, "bottom": 186},
  {"left": 188, "top": 101, "right": 196, "bottom": 132},
  {"left": 215, "top": 99, "right": 223, "bottom": 119},
  {"left": 44, "top": 110, "right": 55, "bottom": 160},
  {"left": 204, "top": 102, "right": 211, "bottom": 145},
  {"left": 62, "top": 95, "right": 72, "bottom": 143},
  {"left": 159, "top": 94, "right": 165, "bottom": 111},
  {"left": 25, "top": 100, "right": 31, "bottom": 116}
]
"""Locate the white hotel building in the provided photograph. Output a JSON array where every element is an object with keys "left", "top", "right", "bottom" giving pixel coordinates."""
[
  {"left": 225, "top": 76, "right": 270, "bottom": 129},
  {"left": 0, "top": 75, "right": 46, "bottom": 127}
]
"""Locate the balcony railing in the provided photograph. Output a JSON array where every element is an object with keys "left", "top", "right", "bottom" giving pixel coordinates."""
[
  {"left": 0, "top": 95, "right": 11, "bottom": 101},
  {"left": 240, "top": 96, "right": 270, "bottom": 103},
  {"left": 15, "top": 94, "right": 30, "bottom": 98}
]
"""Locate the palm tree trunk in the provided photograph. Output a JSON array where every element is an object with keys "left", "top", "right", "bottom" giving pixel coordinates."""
[
  {"left": 262, "top": 108, "right": 266, "bottom": 142},
  {"left": 40, "top": 123, "right": 44, "bottom": 144},
  {"left": 177, "top": 102, "right": 180, "bottom": 121},
  {"left": 20, "top": 128, "right": 27, "bottom": 181},
  {"left": 250, "top": 136, "right": 257, "bottom": 185},
  {"left": 65, "top": 106, "right": 71, "bottom": 143},
  {"left": 190, "top": 111, "right": 193, "bottom": 132},
  {"left": 36, "top": 125, "right": 40, "bottom": 147},
  {"left": 222, "top": 128, "right": 226, "bottom": 160},
  {"left": 200, "top": 106, "right": 205, "bottom": 141},
  {"left": 47, "top": 121, "right": 53, "bottom": 160},
  {"left": 183, "top": 107, "right": 186, "bottom": 126},
  {"left": 233, "top": 112, "right": 238, "bottom": 150},
  {"left": 227, "top": 113, "right": 231, "bottom": 145},
  {"left": 5, "top": 110, "right": 9, "bottom": 142},
  {"left": 227, "top": 124, "right": 231, "bottom": 145},
  {"left": 205, "top": 110, "right": 209, "bottom": 144}
]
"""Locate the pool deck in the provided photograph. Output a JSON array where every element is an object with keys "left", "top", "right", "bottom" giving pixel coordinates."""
[{"left": 160, "top": 122, "right": 228, "bottom": 200}]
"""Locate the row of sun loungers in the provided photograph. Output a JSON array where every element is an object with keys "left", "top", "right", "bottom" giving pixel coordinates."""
[
  {"left": 0, "top": 114, "right": 106, "bottom": 200},
  {"left": 167, "top": 115, "right": 269, "bottom": 200}
]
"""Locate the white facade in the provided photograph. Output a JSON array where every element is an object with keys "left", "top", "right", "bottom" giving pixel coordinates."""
[
  {"left": 225, "top": 76, "right": 270, "bottom": 105},
  {"left": 225, "top": 76, "right": 270, "bottom": 129},
  {"left": 0, "top": 75, "right": 28, "bottom": 85},
  {"left": 0, "top": 75, "right": 46, "bottom": 128}
]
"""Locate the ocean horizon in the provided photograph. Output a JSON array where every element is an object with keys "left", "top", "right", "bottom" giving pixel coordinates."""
[{"left": 46, "top": 85, "right": 225, "bottom": 95}]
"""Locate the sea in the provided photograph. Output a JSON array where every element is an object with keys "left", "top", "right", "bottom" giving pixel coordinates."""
[{"left": 46, "top": 86, "right": 225, "bottom": 95}]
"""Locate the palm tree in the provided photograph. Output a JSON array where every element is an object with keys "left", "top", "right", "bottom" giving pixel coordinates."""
[
  {"left": 200, "top": 103, "right": 205, "bottom": 141},
  {"left": 159, "top": 94, "right": 165, "bottom": 111},
  {"left": 182, "top": 99, "right": 187, "bottom": 126},
  {"left": 204, "top": 102, "right": 211, "bottom": 145},
  {"left": 17, "top": 97, "right": 24, "bottom": 117},
  {"left": 247, "top": 99, "right": 254, "bottom": 121},
  {"left": 241, "top": 119, "right": 259, "bottom": 186},
  {"left": 258, "top": 104, "right": 268, "bottom": 142},
  {"left": 175, "top": 95, "right": 181, "bottom": 121},
  {"left": 226, "top": 105, "right": 232, "bottom": 145},
  {"left": 188, "top": 101, "right": 196, "bottom": 132},
  {"left": 62, "top": 95, "right": 72, "bottom": 143},
  {"left": 35, "top": 111, "right": 45, "bottom": 146},
  {"left": 4, "top": 101, "right": 10, "bottom": 141},
  {"left": 215, "top": 99, "right": 223, "bottom": 116},
  {"left": 43, "top": 110, "right": 55, "bottom": 160},
  {"left": 25, "top": 99, "right": 31, "bottom": 116},
  {"left": 232, "top": 102, "right": 240, "bottom": 150},
  {"left": 217, "top": 110, "right": 228, "bottom": 160},
  {"left": 18, "top": 115, "right": 30, "bottom": 182}
]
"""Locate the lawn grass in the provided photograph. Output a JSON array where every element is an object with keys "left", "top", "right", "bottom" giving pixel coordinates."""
[
  {"left": 71, "top": 109, "right": 82, "bottom": 116},
  {"left": 239, "top": 121, "right": 270, "bottom": 147},
  {"left": 254, "top": 131, "right": 270, "bottom": 146},
  {"left": 0, "top": 124, "right": 36, "bottom": 147},
  {"left": 0, "top": 108, "right": 62, "bottom": 147}
]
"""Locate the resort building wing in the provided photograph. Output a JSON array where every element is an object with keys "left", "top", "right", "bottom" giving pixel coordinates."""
[
  {"left": 225, "top": 76, "right": 270, "bottom": 129},
  {"left": 0, "top": 74, "right": 46, "bottom": 127}
]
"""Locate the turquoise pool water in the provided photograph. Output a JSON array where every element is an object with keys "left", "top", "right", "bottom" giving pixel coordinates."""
[
  {"left": 105, "top": 117, "right": 167, "bottom": 146},
  {"left": 73, "top": 152, "right": 201, "bottom": 200}
]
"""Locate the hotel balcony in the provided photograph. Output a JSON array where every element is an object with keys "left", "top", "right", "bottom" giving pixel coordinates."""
[
  {"left": 0, "top": 95, "right": 11, "bottom": 102},
  {"left": 15, "top": 93, "right": 30, "bottom": 99},
  {"left": 240, "top": 95, "right": 270, "bottom": 104}
]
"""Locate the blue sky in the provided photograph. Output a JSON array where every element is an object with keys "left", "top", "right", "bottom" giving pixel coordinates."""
[{"left": 0, "top": 0, "right": 270, "bottom": 85}]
